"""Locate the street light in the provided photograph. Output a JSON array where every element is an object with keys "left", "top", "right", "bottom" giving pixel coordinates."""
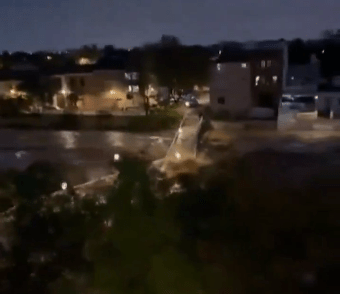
[{"left": 61, "top": 182, "right": 68, "bottom": 190}]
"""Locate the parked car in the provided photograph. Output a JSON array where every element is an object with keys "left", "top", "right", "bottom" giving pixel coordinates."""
[{"left": 183, "top": 96, "right": 199, "bottom": 108}]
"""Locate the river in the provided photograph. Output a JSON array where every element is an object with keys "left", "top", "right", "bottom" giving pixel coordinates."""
[{"left": 0, "top": 129, "right": 175, "bottom": 185}]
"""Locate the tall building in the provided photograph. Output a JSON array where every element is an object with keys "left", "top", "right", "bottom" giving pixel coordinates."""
[{"left": 210, "top": 40, "right": 287, "bottom": 118}]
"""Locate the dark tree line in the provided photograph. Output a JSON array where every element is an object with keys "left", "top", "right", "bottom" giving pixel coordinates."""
[{"left": 128, "top": 35, "right": 211, "bottom": 92}]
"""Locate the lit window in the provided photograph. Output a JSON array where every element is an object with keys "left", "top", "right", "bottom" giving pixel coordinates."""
[
  {"left": 217, "top": 63, "right": 221, "bottom": 71},
  {"left": 128, "top": 85, "right": 132, "bottom": 92},
  {"left": 261, "top": 60, "right": 266, "bottom": 68},
  {"left": 315, "top": 95, "right": 318, "bottom": 100},
  {"left": 241, "top": 63, "right": 247, "bottom": 68},
  {"left": 125, "top": 73, "right": 132, "bottom": 80},
  {"left": 267, "top": 60, "right": 271, "bottom": 67},
  {"left": 217, "top": 97, "right": 225, "bottom": 104},
  {"left": 272, "top": 76, "right": 278, "bottom": 82},
  {"left": 219, "top": 50, "right": 222, "bottom": 55},
  {"left": 255, "top": 76, "right": 260, "bottom": 86},
  {"left": 132, "top": 85, "right": 139, "bottom": 93}
]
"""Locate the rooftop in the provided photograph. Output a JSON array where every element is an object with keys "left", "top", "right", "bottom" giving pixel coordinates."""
[{"left": 216, "top": 47, "right": 284, "bottom": 64}]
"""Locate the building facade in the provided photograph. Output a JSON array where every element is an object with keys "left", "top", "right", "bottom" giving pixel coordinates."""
[
  {"left": 210, "top": 62, "right": 252, "bottom": 118},
  {"left": 248, "top": 49, "right": 285, "bottom": 113},
  {"left": 51, "top": 67, "right": 142, "bottom": 111},
  {"left": 210, "top": 41, "right": 287, "bottom": 118}
]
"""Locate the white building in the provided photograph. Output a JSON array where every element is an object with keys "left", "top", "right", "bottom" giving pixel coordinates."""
[{"left": 210, "top": 61, "right": 252, "bottom": 118}]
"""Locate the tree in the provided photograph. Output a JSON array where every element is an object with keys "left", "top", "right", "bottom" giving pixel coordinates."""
[
  {"left": 103, "top": 45, "right": 116, "bottom": 57},
  {"left": 75, "top": 44, "right": 101, "bottom": 63},
  {"left": 288, "top": 39, "right": 310, "bottom": 64},
  {"left": 160, "top": 35, "right": 181, "bottom": 47},
  {"left": 17, "top": 77, "right": 45, "bottom": 103},
  {"left": 14, "top": 161, "right": 63, "bottom": 202},
  {"left": 320, "top": 29, "right": 335, "bottom": 39},
  {"left": 68, "top": 93, "right": 79, "bottom": 109}
]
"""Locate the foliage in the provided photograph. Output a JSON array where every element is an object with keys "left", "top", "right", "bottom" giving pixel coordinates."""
[
  {"left": 74, "top": 44, "right": 101, "bottom": 62},
  {"left": 17, "top": 76, "right": 59, "bottom": 104},
  {"left": 134, "top": 36, "right": 210, "bottom": 93},
  {"left": 0, "top": 153, "right": 338, "bottom": 294},
  {"left": 288, "top": 38, "right": 310, "bottom": 64},
  {"left": 14, "top": 161, "right": 63, "bottom": 202}
]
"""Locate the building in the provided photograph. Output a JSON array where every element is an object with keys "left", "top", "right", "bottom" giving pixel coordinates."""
[
  {"left": 210, "top": 61, "right": 252, "bottom": 118},
  {"left": 317, "top": 83, "right": 340, "bottom": 118},
  {"left": 50, "top": 58, "right": 142, "bottom": 111},
  {"left": 248, "top": 47, "right": 285, "bottom": 114},
  {"left": 210, "top": 40, "right": 287, "bottom": 118}
]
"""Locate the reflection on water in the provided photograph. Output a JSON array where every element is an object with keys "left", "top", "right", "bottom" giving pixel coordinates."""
[
  {"left": 57, "top": 131, "right": 79, "bottom": 149},
  {"left": 0, "top": 129, "right": 163, "bottom": 187},
  {"left": 105, "top": 132, "right": 124, "bottom": 147}
]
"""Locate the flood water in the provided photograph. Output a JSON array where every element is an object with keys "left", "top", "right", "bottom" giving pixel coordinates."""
[{"left": 0, "top": 129, "right": 174, "bottom": 185}]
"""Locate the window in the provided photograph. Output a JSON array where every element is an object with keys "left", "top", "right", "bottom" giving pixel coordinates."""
[
  {"left": 267, "top": 60, "right": 271, "bottom": 67},
  {"left": 125, "top": 73, "right": 131, "bottom": 80},
  {"left": 80, "top": 78, "right": 85, "bottom": 87},
  {"left": 131, "top": 72, "right": 139, "bottom": 80},
  {"left": 217, "top": 97, "right": 225, "bottom": 104},
  {"left": 132, "top": 85, "right": 139, "bottom": 93},
  {"left": 272, "top": 76, "right": 278, "bottom": 83},
  {"left": 241, "top": 63, "right": 247, "bottom": 68},
  {"left": 217, "top": 63, "right": 221, "bottom": 71},
  {"left": 261, "top": 60, "right": 266, "bottom": 68},
  {"left": 128, "top": 85, "right": 132, "bottom": 92}
]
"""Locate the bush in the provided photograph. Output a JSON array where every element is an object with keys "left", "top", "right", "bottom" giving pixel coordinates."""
[{"left": 0, "top": 99, "right": 20, "bottom": 117}]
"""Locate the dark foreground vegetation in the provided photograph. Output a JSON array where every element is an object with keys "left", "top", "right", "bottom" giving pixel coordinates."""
[{"left": 0, "top": 152, "right": 338, "bottom": 294}]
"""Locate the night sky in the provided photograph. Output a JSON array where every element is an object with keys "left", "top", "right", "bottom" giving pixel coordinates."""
[{"left": 0, "top": 0, "right": 338, "bottom": 51}]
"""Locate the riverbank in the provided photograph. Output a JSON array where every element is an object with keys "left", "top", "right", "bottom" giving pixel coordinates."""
[{"left": 0, "top": 109, "right": 182, "bottom": 132}]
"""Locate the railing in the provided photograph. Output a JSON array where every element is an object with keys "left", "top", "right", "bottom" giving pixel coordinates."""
[
  {"left": 194, "top": 116, "right": 204, "bottom": 158},
  {"left": 164, "top": 113, "right": 187, "bottom": 159}
]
